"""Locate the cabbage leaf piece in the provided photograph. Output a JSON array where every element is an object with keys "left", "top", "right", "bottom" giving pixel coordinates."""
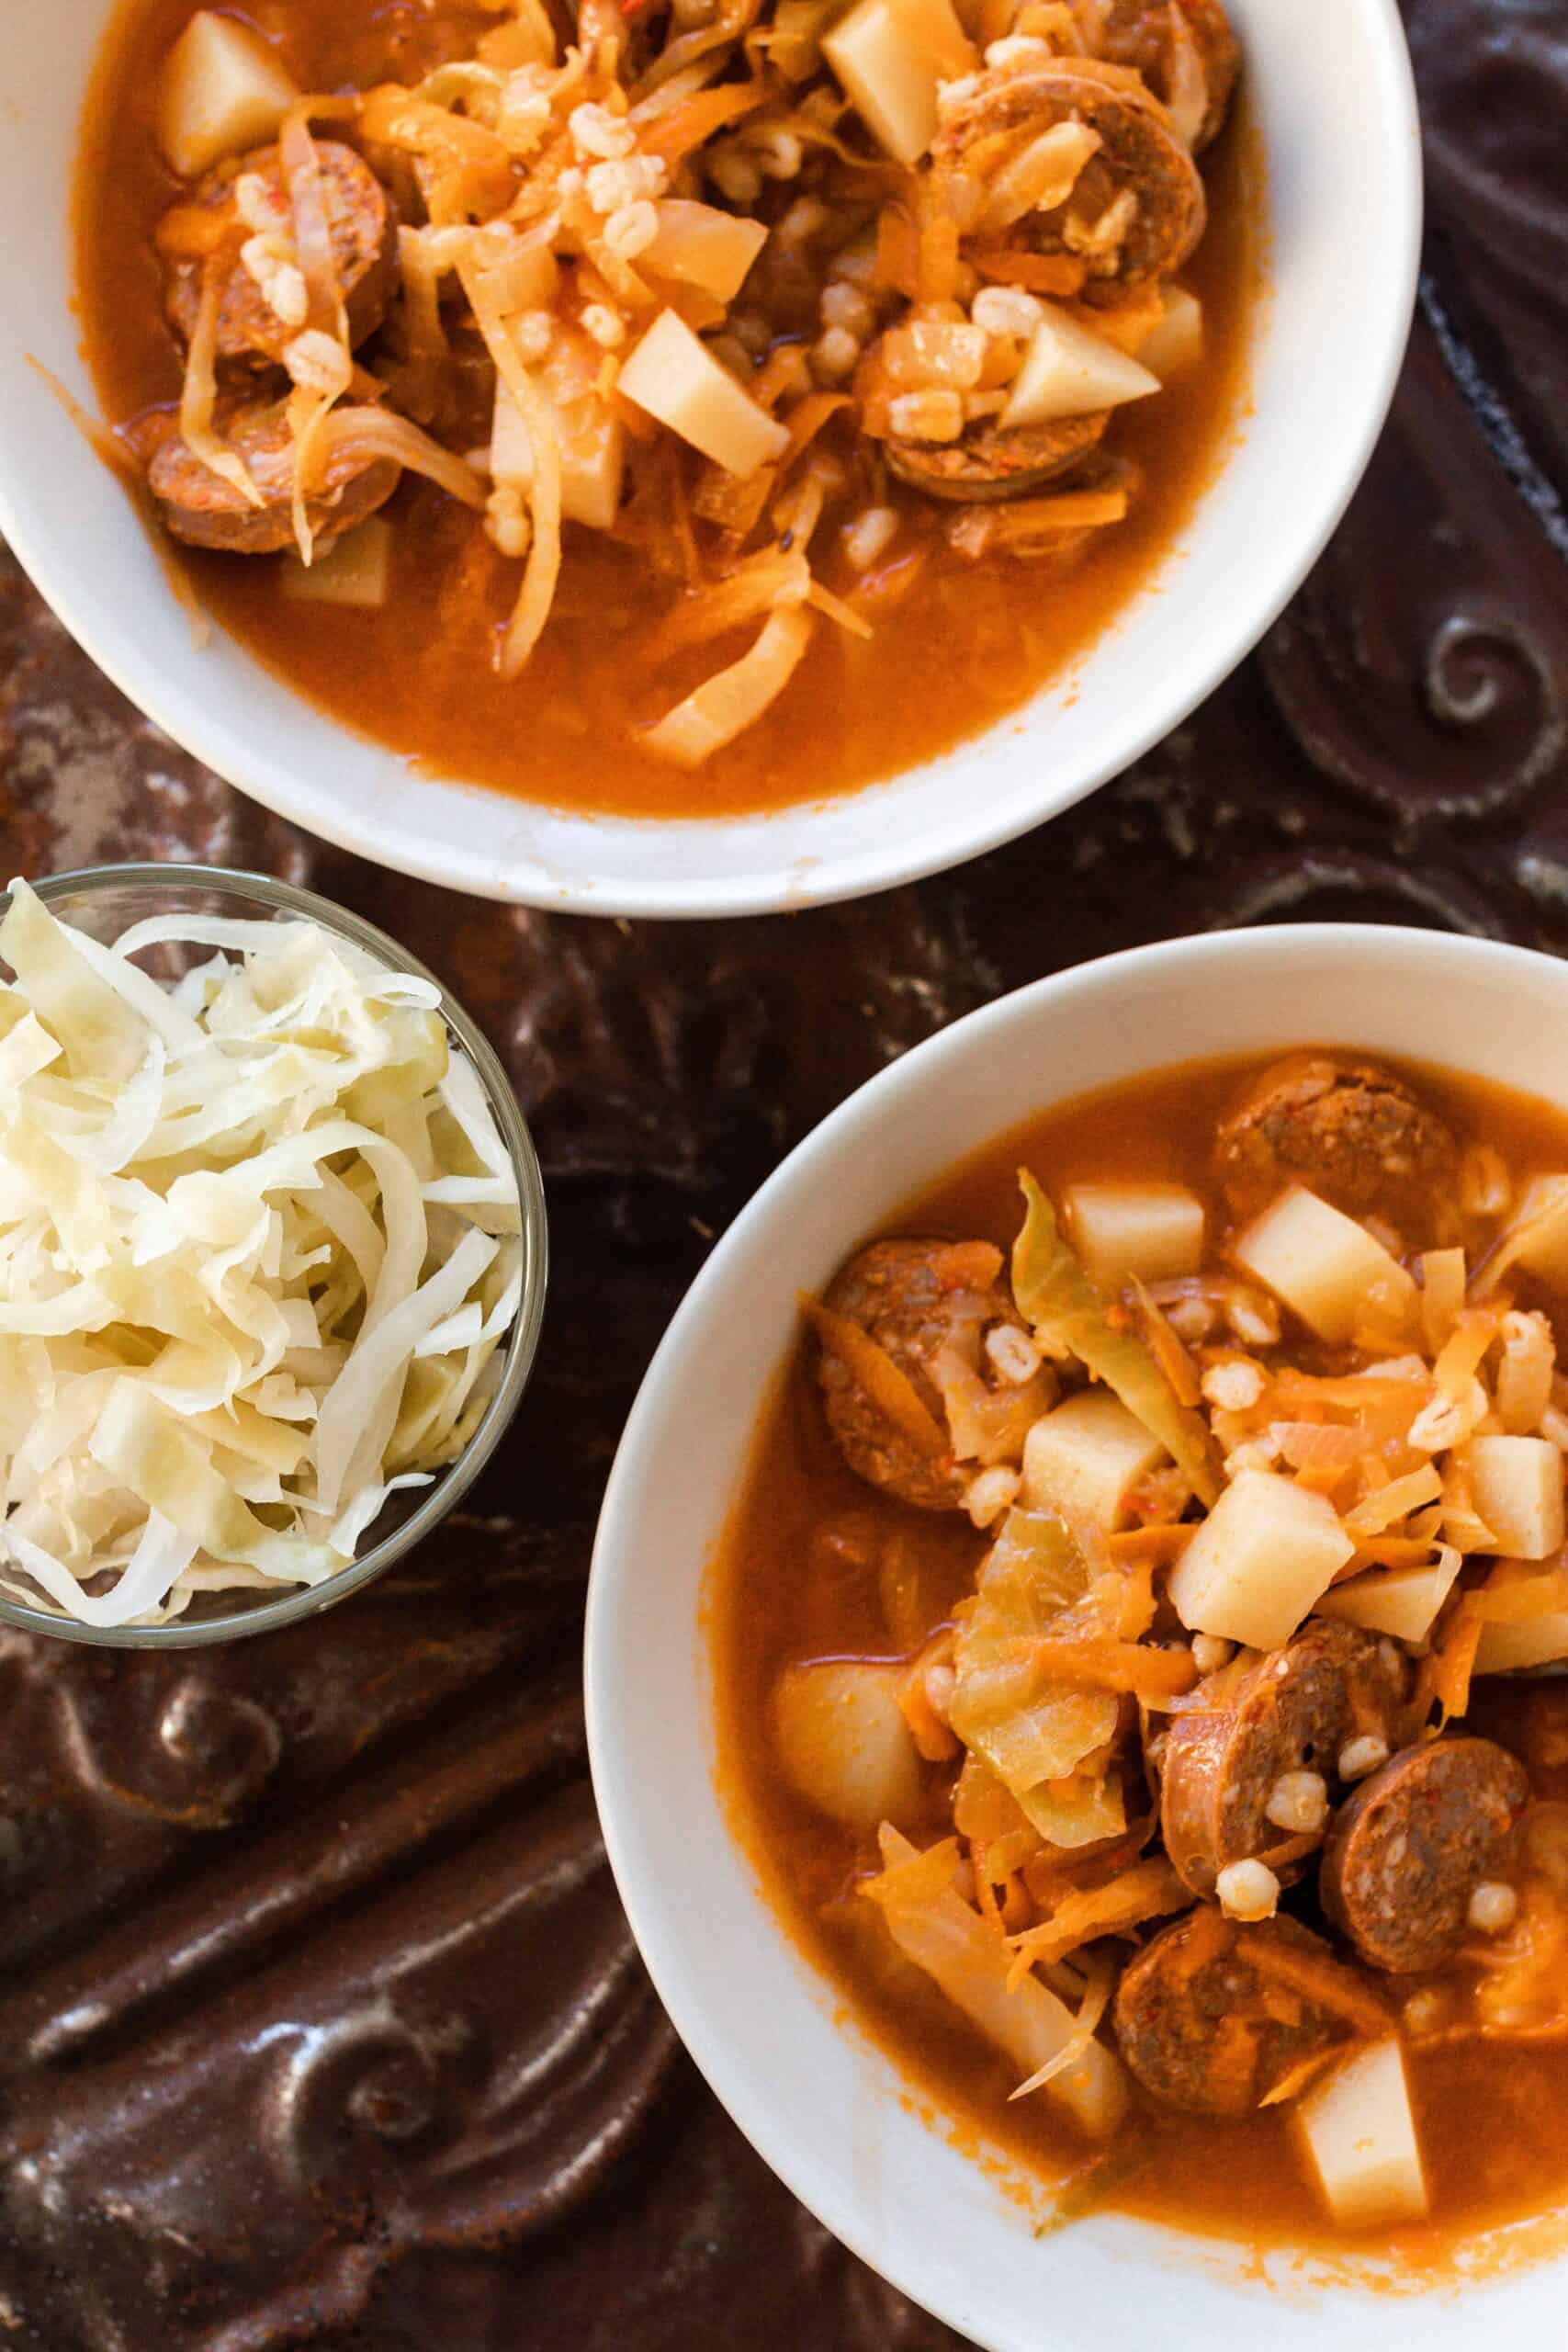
[
  {"left": 949, "top": 1505, "right": 1124, "bottom": 1844},
  {"left": 1011, "top": 1170, "right": 1221, "bottom": 1506},
  {"left": 862, "top": 1826, "right": 1128, "bottom": 2136}
]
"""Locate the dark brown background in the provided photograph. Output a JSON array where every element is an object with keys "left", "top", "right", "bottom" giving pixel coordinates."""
[{"left": 2, "top": 0, "right": 1565, "bottom": 2338}]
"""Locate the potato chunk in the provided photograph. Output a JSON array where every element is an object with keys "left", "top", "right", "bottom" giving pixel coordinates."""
[
  {"left": 1295, "top": 2041, "right": 1428, "bottom": 2230},
  {"left": 1477, "top": 1608, "right": 1568, "bottom": 1674},
  {"left": 1503, "top": 1174, "right": 1568, "bottom": 1287},
  {"left": 279, "top": 517, "right": 392, "bottom": 609},
  {"left": 1062, "top": 1182, "right": 1204, "bottom": 1286},
  {"left": 1022, "top": 1390, "right": 1168, "bottom": 1532},
  {"left": 491, "top": 328, "right": 626, "bottom": 532},
  {"left": 1461, "top": 1434, "right": 1566, "bottom": 1561},
  {"left": 1137, "top": 284, "right": 1205, "bottom": 379},
  {"left": 772, "top": 1661, "right": 923, "bottom": 1833},
  {"left": 157, "top": 12, "right": 299, "bottom": 180},
  {"left": 1232, "top": 1185, "right": 1416, "bottom": 1343},
  {"left": 1314, "top": 1552, "right": 1462, "bottom": 1645},
  {"left": 1000, "top": 303, "right": 1160, "bottom": 429},
  {"left": 644, "top": 201, "right": 770, "bottom": 302},
  {"left": 617, "top": 311, "right": 789, "bottom": 477},
  {"left": 823, "top": 0, "right": 976, "bottom": 164},
  {"left": 1168, "top": 1469, "right": 1354, "bottom": 1649}
]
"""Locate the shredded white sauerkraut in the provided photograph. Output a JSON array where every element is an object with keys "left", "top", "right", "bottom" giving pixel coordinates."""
[{"left": 0, "top": 880, "right": 524, "bottom": 1627}]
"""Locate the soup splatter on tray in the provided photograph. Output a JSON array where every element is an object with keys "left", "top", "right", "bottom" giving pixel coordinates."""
[
  {"left": 74, "top": 0, "right": 1259, "bottom": 819},
  {"left": 714, "top": 1050, "right": 1568, "bottom": 2262}
]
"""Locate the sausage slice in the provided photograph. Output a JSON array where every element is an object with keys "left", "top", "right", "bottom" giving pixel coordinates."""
[
  {"left": 1158, "top": 1622, "right": 1409, "bottom": 1896},
  {"left": 1213, "top": 1054, "right": 1460, "bottom": 1238},
  {"left": 886, "top": 410, "right": 1109, "bottom": 503},
  {"left": 1090, "top": 0, "right": 1240, "bottom": 153},
  {"left": 1114, "top": 1910, "right": 1379, "bottom": 2114},
  {"left": 933, "top": 62, "right": 1206, "bottom": 300},
  {"left": 147, "top": 399, "right": 400, "bottom": 555},
  {"left": 814, "top": 1238, "right": 1040, "bottom": 1510},
  {"left": 161, "top": 141, "right": 397, "bottom": 368},
  {"left": 1319, "top": 1736, "right": 1530, "bottom": 1973}
]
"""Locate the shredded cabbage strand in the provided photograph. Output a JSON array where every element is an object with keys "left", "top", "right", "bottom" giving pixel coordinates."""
[{"left": 0, "top": 882, "right": 524, "bottom": 1627}]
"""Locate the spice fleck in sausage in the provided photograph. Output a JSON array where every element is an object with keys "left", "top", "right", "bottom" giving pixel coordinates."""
[
  {"left": 1319, "top": 1736, "right": 1530, "bottom": 1974},
  {"left": 1158, "top": 1620, "right": 1409, "bottom": 1897},
  {"left": 1113, "top": 1908, "right": 1383, "bottom": 2115}
]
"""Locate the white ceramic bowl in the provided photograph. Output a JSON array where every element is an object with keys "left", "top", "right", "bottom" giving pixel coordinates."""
[
  {"left": 588, "top": 923, "right": 1568, "bottom": 2348},
  {"left": 0, "top": 2, "right": 1417, "bottom": 918}
]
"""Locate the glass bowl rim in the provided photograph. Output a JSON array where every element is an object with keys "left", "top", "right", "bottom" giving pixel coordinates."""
[{"left": 0, "top": 860, "right": 548, "bottom": 1648}]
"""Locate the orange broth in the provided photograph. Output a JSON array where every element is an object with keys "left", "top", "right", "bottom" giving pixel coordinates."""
[
  {"left": 73, "top": 0, "right": 1264, "bottom": 822},
  {"left": 709, "top": 1050, "right": 1568, "bottom": 2271}
]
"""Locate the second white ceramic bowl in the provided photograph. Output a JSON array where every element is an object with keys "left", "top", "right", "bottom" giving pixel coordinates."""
[
  {"left": 588, "top": 923, "right": 1568, "bottom": 2348},
  {"left": 0, "top": 0, "right": 1417, "bottom": 916}
]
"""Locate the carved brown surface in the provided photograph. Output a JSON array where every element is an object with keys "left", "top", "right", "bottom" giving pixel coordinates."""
[{"left": 2, "top": 0, "right": 1566, "bottom": 2338}]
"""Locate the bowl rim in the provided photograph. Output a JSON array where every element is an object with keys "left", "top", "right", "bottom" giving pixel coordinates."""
[
  {"left": 0, "top": 859, "right": 549, "bottom": 1648},
  {"left": 0, "top": 0, "right": 1422, "bottom": 920},
  {"left": 585, "top": 920, "right": 1568, "bottom": 2344}
]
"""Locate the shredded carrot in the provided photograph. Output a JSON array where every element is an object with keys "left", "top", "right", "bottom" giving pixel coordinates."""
[
  {"left": 1258, "top": 2043, "right": 1345, "bottom": 2109},
  {"left": 897, "top": 1660, "right": 960, "bottom": 1762},
  {"left": 637, "top": 83, "right": 765, "bottom": 164},
  {"left": 874, "top": 202, "right": 920, "bottom": 297},
  {"left": 779, "top": 390, "right": 852, "bottom": 468},
  {"left": 1128, "top": 1278, "right": 1201, "bottom": 1408},
  {"left": 1246, "top": 1938, "right": 1391, "bottom": 2039},
  {"left": 1256, "top": 1830, "right": 1319, "bottom": 1872},
  {"left": 807, "top": 579, "right": 874, "bottom": 639},
  {"left": 152, "top": 203, "right": 237, "bottom": 260},
  {"left": 968, "top": 245, "right": 1089, "bottom": 294},
  {"left": 803, "top": 1299, "right": 949, "bottom": 1459},
  {"left": 1418, "top": 1592, "right": 1485, "bottom": 1726},
  {"left": 914, "top": 197, "right": 961, "bottom": 305},
  {"left": 1344, "top": 1537, "right": 1440, "bottom": 1576},
  {"left": 1025, "top": 1637, "right": 1198, "bottom": 1702},
  {"left": 1108, "top": 1524, "right": 1195, "bottom": 1566},
  {"left": 1005, "top": 1859, "right": 1189, "bottom": 1986},
  {"left": 751, "top": 343, "right": 813, "bottom": 413}
]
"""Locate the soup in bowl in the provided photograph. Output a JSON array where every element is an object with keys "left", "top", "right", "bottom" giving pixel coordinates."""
[
  {"left": 0, "top": 0, "right": 1415, "bottom": 910},
  {"left": 588, "top": 926, "right": 1568, "bottom": 2349}
]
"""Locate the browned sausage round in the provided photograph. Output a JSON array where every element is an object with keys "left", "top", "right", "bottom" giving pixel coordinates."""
[
  {"left": 932, "top": 62, "right": 1206, "bottom": 300},
  {"left": 1114, "top": 1910, "right": 1381, "bottom": 2114},
  {"left": 814, "top": 1238, "right": 1038, "bottom": 1510},
  {"left": 1319, "top": 1736, "right": 1530, "bottom": 1973},
  {"left": 147, "top": 400, "right": 400, "bottom": 555},
  {"left": 886, "top": 410, "right": 1109, "bottom": 503},
  {"left": 162, "top": 142, "right": 397, "bottom": 368},
  {"left": 1089, "top": 0, "right": 1240, "bottom": 153},
  {"left": 1158, "top": 1621, "right": 1410, "bottom": 1896},
  {"left": 1213, "top": 1054, "right": 1460, "bottom": 1238}
]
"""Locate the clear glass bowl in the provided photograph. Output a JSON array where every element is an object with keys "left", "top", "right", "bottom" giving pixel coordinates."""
[{"left": 0, "top": 863, "right": 548, "bottom": 1648}]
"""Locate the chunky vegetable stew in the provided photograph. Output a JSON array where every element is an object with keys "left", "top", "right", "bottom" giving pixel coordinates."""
[
  {"left": 73, "top": 0, "right": 1258, "bottom": 818},
  {"left": 713, "top": 1051, "right": 1568, "bottom": 2260}
]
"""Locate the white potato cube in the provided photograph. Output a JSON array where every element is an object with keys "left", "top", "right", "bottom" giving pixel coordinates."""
[
  {"left": 1315, "top": 1551, "right": 1462, "bottom": 1645},
  {"left": 1506, "top": 1175, "right": 1568, "bottom": 1287},
  {"left": 617, "top": 311, "right": 789, "bottom": 477},
  {"left": 1461, "top": 1434, "right": 1565, "bottom": 1560},
  {"left": 1295, "top": 2041, "right": 1428, "bottom": 2230},
  {"left": 1063, "top": 1182, "right": 1204, "bottom": 1286},
  {"left": 773, "top": 1661, "right": 922, "bottom": 1833},
  {"left": 1000, "top": 302, "right": 1160, "bottom": 429},
  {"left": 491, "top": 329, "right": 626, "bottom": 531},
  {"left": 1168, "top": 1469, "right": 1354, "bottom": 1649},
  {"left": 644, "top": 201, "right": 770, "bottom": 301},
  {"left": 279, "top": 517, "right": 392, "bottom": 609},
  {"left": 1022, "top": 1390, "right": 1168, "bottom": 1532},
  {"left": 157, "top": 12, "right": 299, "bottom": 179},
  {"left": 1136, "top": 284, "right": 1204, "bottom": 380},
  {"left": 1232, "top": 1186, "right": 1417, "bottom": 1343},
  {"left": 823, "top": 0, "right": 975, "bottom": 165},
  {"left": 1476, "top": 1608, "right": 1568, "bottom": 1674}
]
